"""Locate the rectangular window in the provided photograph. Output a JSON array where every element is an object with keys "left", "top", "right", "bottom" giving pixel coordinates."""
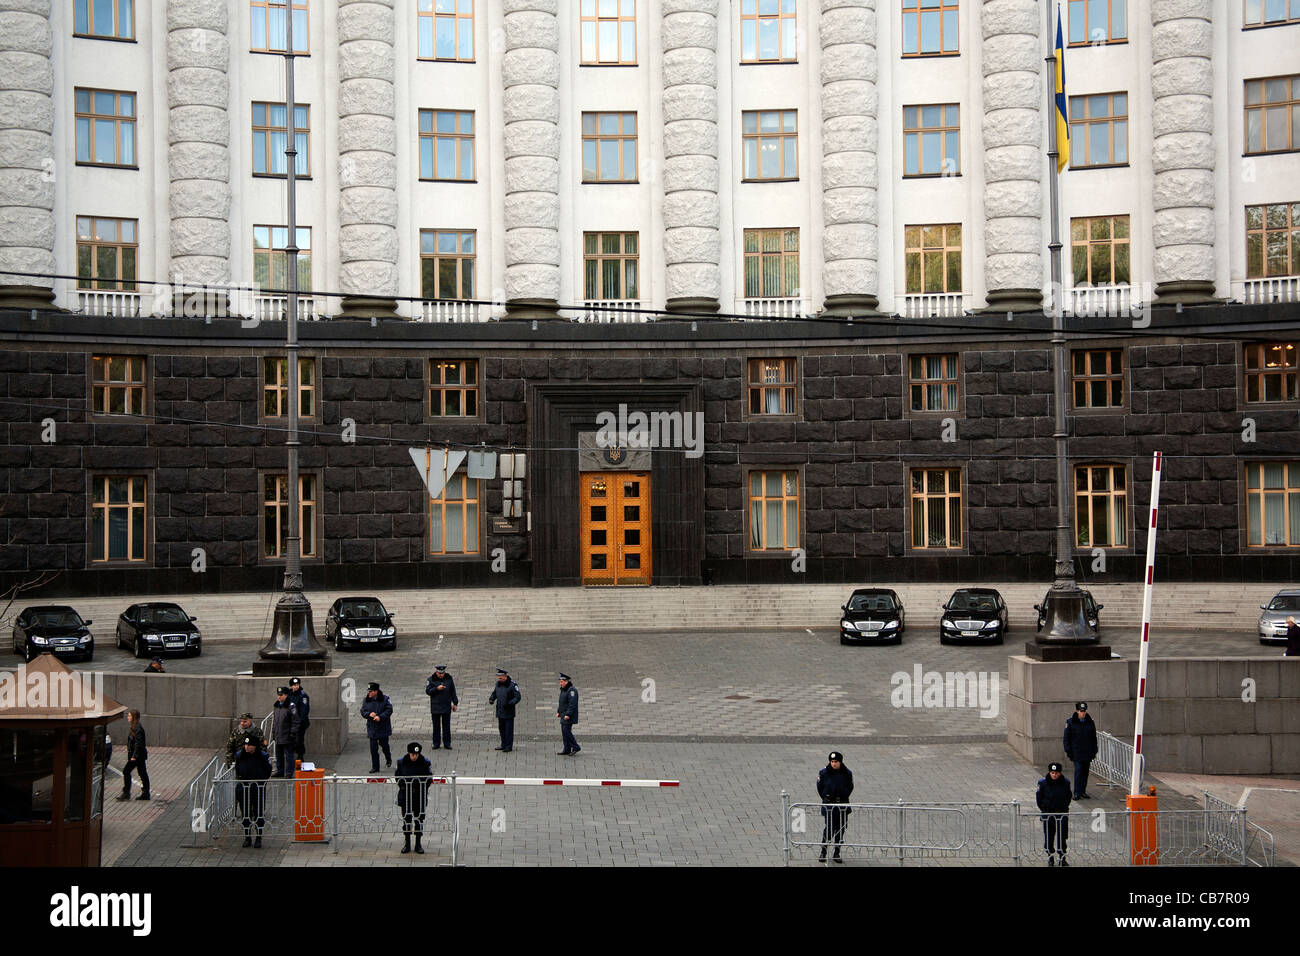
[
  {"left": 582, "top": 112, "right": 637, "bottom": 182},
  {"left": 91, "top": 355, "right": 146, "bottom": 416},
  {"left": 1246, "top": 203, "right": 1300, "bottom": 278},
  {"left": 1070, "top": 215, "right": 1130, "bottom": 286},
  {"left": 251, "top": 0, "right": 308, "bottom": 53},
  {"left": 901, "top": 0, "right": 959, "bottom": 56},
  {"left": 1244, "top": 0, "right": 1300, "bottom": 27},
  {"left": 91, "top": 475, "right": 147, "bottom": 562},
  {"left": 583, "top": 232, "right": 639, "bottom": 300},
  {"left": 74, "top": 0, "right": 134, "bottom": 39},
  {"left": 904, "top": 223, "right": 962, "bottom": 294},
  {"left": 1067, "top": 0, "right": 1126, "bottom": 44},
  {"left": 1246, "top": 462, "right": 1300, "bottom": 546},
  {"left": 1245, "top": 76, "right": 1300, "bottom": 154},
  {"left": 429, "top": 359, "right": 479, "bottom": 417},
  {"left": 418, "top": 0, "right": 474, "bottom": 61},
  {"left": 420, "top": 230, "right": 476, "bottom": 299},
  {"left": 740, "top": 0, "right": 797, "bottom": 62},
  {"left": 908, "top": 354, "right": 959, "bottom": 412},
  {"left": 1069, "top": 92, "right": 1128, "bottom": 167},
  {"left": 263, "top": 356, "right": 316, "bottom": 419},
  {"left": 429, "top": 473, "right": 480, "bottom": 554},
  {"left": 253, "top": 225, "right": 311, "bottom": 294},
  {"left": 419, "top": 110, "right": 475, "bottom": 181},
  {"left": 1244, "top": 342, "right": 1299, "bottom": 403},
  {"left": 263, "top": 474, "right": 318, "bottom": 559},
  {"left": 76, "top": 217, "right": 137, "bottom": 291},
  {"left": 903, "top": 103, "right": 959, "bottom": 176},
  {"left": 747, "top": 358, "right": 797, "bottom": 416},
  {"left": 1072, "top": 348, "right": 1124, "bottom": 409},
  {"left": 742, "top": 110, "right": 798, "bottom": 180},
  {"left": 748, "top": 471, "right": 800, "bottom": 550},
  {"left": 910, "top": 467, "right": 962, "bottom": 549},
  {"left": 743, "top": 228, "right": 799, "bottom": 297},
  {"left": 580, "top": 0, "right": 636, "bottom": 64},
  {"left": 1075, "top": 464, "right": 1127, "bottom": 547},
  {"left": 252, "top": 103, "right": 310, "bottom": 176},
  {"left": 74, "top": 89, "right": 135, "bottom": 167}
]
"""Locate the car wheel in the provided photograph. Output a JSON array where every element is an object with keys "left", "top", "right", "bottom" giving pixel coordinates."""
[
  {"left": 939, "top": 634, "right": 950, "bottom": 645},
  {"left": 993, "top": 635, "right": 1004, "bottom": 646},
  {"left": 115, "top": 628, "right": 123, "bottom": 650},
  {"left": 387, "top": 639, "right": 398, "bottom": 651},
  {"left": 133, "top": 636, "right": 144, "bottom": 658},
  {"left": 839, "top": 636, "right": 848, "bottom": 645}
]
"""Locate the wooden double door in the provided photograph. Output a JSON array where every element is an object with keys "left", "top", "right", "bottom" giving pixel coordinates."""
[{"left": 579, "top": 472, "right": 651, "bottom": 586}]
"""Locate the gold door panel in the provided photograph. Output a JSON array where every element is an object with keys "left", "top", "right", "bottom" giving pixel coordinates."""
[{"left": 580, "top": 471, "right": 651, "bottom": 586}]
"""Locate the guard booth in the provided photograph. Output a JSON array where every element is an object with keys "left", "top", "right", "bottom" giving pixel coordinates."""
[{"left": 0, "top": 654, "right": 127, "bottom": 866}]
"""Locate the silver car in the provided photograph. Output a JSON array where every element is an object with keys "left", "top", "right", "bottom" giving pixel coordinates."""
[{"left": 1258, "top": 589, "right": 1300, "bottom": 644}]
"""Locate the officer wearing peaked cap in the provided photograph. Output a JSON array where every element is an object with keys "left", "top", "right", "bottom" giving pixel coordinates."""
[
  {"left": 288, "top": 677, "right": 311, "bottom": 763},
  {"left": 395, "top": 742, "right": 434, "bottom": 854},
  {"left": 362, "top": 681, "right": 394, "bottom": 772},
  {"left": 816, "top": 751, "right": 854, "bottom": 863},
  {"left": 1036, "top": 761, "right": 1073, "bottom": 866},
  {"left": 556, "top": 673, "right": 580, "bottom": 756},
  {"left": 488, "top": 668, "right": 521, "bottom": 752},
  {"left": 224, "top": 712, "right": 257, "bottom": 767},
  {"left": 233, "top": 734, "right": 272, "bottom": 848},
  {"left": 425, "top": 665, "right": 459, "bottom": 750}
]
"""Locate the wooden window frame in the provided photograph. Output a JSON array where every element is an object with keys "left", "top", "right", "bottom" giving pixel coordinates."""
[
  {"left": 1245, "top": 75, "right": 1300, "bottom": 155},
  {"left": 1066, "top": 0, "right": 1127, "bottom": 45},
  {"left": 580, "top": 0, "right": 636, "bottom": 65},
  {"left": 901, "top": 0, "right": 959, "bottom": 57},
  {"left": 907, "top": 353, "right": 961, "bottom": 414},
  {"left": 581, "top": 112, "right": 638, "bottom": 183},
  {"left": 1244, "top": 0, "right": 1300, "bottom": 29},
  {"left": 418, "top": 0, "right": 475, "bottom": 62},
  {"left": 1070, "top": 214, "right": 1131, "bottom": 286},
  {"left": 746, "top": 469, "right": 801, "bottom": 552},
  {"left": 74, "top": 88, "right": 136, "bottom": 168},
  {"left": 250, "top": 0, "right": 309, "bottom": 54},
  {"left": 1243, "top": 341, "right": 1299, "bottom": 404},
  {"left": 261, "top": 472, "right": 320, "bottom": 560},
  {"left": 428, "top": 473, "right": 481, "bottom": 556},
  {"left": 1245, "top": 461, "right": 1300, "bottom": 548},
  {"left": 76, "top": 216, "right": 138, "bottom": 291},
  {"left": 1246, "top": 202, "right": 1300, "bottom": 279},
  {"left": 908, "top": 466, "right": 964, "bottom": 550},
  {"left": 583, "top": 232, "right": 640, "bottom": 300},
  {"left": 420, "top": 230, "right": 477, "bottom": 300},
  {"left": 746, "top": 358, "right": 798, "bottom": 418},
  {"left": 261, "top": 355, "right": 318, "bottom": 421},
  {"left": 90, "top": 474, "right": 149, "bottom": 563},
  {"left": 1068, "top": 92, "right": 1128, "bottom": 168},
  {"left": 1074, "top": 463, "right": 1129, "bottom": 548},
  {"left": 742, "top": 228, "right": 800, "bottom": 298},
  {"left": 904, "top": 223, "right": 962, "bottom": 294},
  {"left": 91, "top": 355, "right": 147, "bottom": 417},
  {"left": 427, "top": 358, "right": 480, "bottom": 418},
  {"left": 741, "top": 109, "right": 798, "bottom": 181},
  {"left": 252, "top": 102, "right": 310, "bottom": 177},
  {"left": 419, "top": 110, "right": 476, "bottom": 181},
  {"left": 253, "top": 225, "right": 312, "bottom": 296},
  {"left": 74, "top": 0, "right": 135, "bottom": 40},
  {"left": 739, "top": 0, "right": 797, "bottom": 63},
  {"left": 903, "top": 103, "right": 960, "bottom": 177},
  {"left": 1071, "top": 348, "right": 1125, "bottom": 410}
]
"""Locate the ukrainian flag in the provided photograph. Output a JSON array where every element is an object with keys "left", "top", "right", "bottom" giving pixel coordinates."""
[{"left": 1054, "top": 7, "right": 1069, "bottom": 173}]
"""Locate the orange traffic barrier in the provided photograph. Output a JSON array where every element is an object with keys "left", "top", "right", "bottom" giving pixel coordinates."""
[
  {"left": 1127, "top": 787, "right": 1158, "bottom": 865},
  {"left": 293, "top": 761, "right": 326, "bottom": 842}
]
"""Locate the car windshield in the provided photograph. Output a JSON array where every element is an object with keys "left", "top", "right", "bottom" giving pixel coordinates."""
[
  {"left": 1268, "top": 596, "right": 1300, "bottom": 611},
  {"left": 141, "top": 606, "right": 189, "bottom": 625},
  {"left": 949, "top": 593, "right": 996, "bottom": 612},
  {"left": 341, "top": 602, "right": 384, "bottom": 617},
  {"left": 35, "top": 610, "right": 82, "bottom": 628},
  {"left": 848, "top": 595, "right": 894, "bottom": 612}
]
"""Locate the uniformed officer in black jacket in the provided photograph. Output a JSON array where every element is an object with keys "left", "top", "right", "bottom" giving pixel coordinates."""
[
  {"left": 288, "top": 677, "right": 311, "bottom": 763},
  {"left": 271, "top": 686, "right": 302, "bottom": 778},
  {"left": 425, "top": 666, "right": 459, "bottom": 749},
  {"left": 488, "top": 668, "right": 521, "bottom": 752},
  {"left": 395, "top": 742, "right": 434, "bottom": 854},
  {"left": 1063, "top": 701, "right": 1098, "bottom": 799},
  {"left": 1036, "top": 761, "right": 1073, "bottom": 865},
  {"left": 234, "top": 734, "right": 273, "bottom": 848},
  {"left": 556, "top": 673, "right": 580, "bottom": 756},
  {"left": 816, "top": 751, "right": 854, "bottom": 863}
]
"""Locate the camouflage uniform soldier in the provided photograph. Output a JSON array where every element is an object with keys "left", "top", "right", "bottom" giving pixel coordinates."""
[{"left": 224, "top": 713, "right": 257, "bottom": 766}]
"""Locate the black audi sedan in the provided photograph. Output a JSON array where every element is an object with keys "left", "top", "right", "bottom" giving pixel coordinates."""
[
  {"left": 839, "top": 588, "right": 905, "bottom": 644},
  {"left": 1034, "top": 589, "right": 1103, "bottom": 634},
  {"left": 326, "top": 597, "right": 397, "bottom": 651},
  {"left": 12, "top": 606, "right": 95, "bottom": 662},
  {"left": 116, "top": 603, "right": 202, "bottom": 657},
  {"left": 939, "top": 588, "right": 1009, "bottom": 644}
]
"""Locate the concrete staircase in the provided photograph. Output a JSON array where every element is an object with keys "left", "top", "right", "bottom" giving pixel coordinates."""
[{"left": 59, "top": 581, "right": 1289, "bottom": 645}]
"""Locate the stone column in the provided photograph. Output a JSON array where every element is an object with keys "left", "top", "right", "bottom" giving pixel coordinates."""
[
  {"left": 820, "top": 0, "right": 881, "bottom": 316},
  {"left": 980, "top": 0, "right": 1042, "bottom": 312},
  {"left": 338, "top": 0, "right": 400, "bottom": 318},
  {"left": 167, "top": 0, "right": 232, "bottom": 312},
  {"left": 1150, "top": 0, "right": 1216, "bottom": 303},
  {"left": 0, "top": 0, "right": 56, "bottom": 309},
  {"left": 662, "top": 0, "right": 720, "bottom": 314},
  {"left": 502, "top": 0, "right": 561, "bottom": 319}
]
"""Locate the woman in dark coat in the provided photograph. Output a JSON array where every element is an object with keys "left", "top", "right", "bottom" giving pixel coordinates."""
[{"left": 118, "top": 709, "right": 149, "bottom": 801}]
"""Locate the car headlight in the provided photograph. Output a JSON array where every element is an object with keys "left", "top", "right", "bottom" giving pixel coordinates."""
[
  {"left": 883, "top": 620, "right": 899, "bottom": 630},
  {"left": 941, "top": 619, "right": 957, "bottom": 630},
  {"left": 340, "top": 627, "right": 352, "bottom": 636},
  {"left": 983, "top": 620, "right": 1000, "bottom": 630},
  {"left": 384, "top": 627, "right": 395, "bottom": 636},
  {"left": 841, "top": 620, "right": 857, "bottom": 631},
  {"left": 32, "top": 635, "right": 48, "bottom": 644}
]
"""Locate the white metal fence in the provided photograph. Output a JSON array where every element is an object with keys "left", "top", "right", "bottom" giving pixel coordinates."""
[{"left": 1092, "top": 730, "right": 1144, "bottom": 790}]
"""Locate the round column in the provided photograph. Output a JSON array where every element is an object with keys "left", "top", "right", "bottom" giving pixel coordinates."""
[
  {"left": 338, "top": 0, "right": 400, "bottom": 318},
  {"left": 661, "top": 0, "right": 720, "bottom": 314},
  {"left": 0, "top": 0, "right": 56, "bottom": 309},
  {"left": 502, "top": 0, "right": 561, "bottom": 319},
  {"left": 981, "top": 0, "right": 1042, "bottom": 312},
  {"left": 1150, "top": 0, "right": 1216, "bottom": 303}
]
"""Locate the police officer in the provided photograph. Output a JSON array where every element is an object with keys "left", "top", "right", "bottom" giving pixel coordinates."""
[
  {"left": 816, "top": 751, "right": 854, "bottom": 863},
  {"left": 361, "top": 682, "right": 394, "bottom": 772},
  {"left": 556, "top": 673, "right": 580, "bottom": 756},
  {"left": 224, "top": 713, "right": 257, "bottom": 767},
  {"left": 488, "top": 668, "right": 521, "bottom": 752},
  {"left": 1063, "top": 701, "right": 1098, "bottom": 799},
  {"left": 1036, "top": 761, "right": 1073, "bottom": 866},
  {"left": 394, "top": 742, "right": 434, "bottom": 854},
  {"left": 424, "top": 666, "right": 459, "bottom": 750},
  {"left": 271, "top": 686, "right": 301, "bottom": 778},
  {"left": 233, "top": 734, "right": 272, "bottom": 848},
  {"left": 288, "top": 677, "right": 311, "bottom": 763}
]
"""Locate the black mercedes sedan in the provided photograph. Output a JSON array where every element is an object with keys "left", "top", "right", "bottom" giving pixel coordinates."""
[
  {"left": 327, "top": 597, "right": 397, "bottom": 651},
  {"left": 116, "top": 603, "right": 202, "bottom": 657},
  {"left": 12, "top": 606, "right": 95, "bottom": 662},
  {"left": 939, "top": 588, "right": 1009, "bottom": 644},
  {"left": 839, "top": 588, "right": 905, "bottom": 645}
]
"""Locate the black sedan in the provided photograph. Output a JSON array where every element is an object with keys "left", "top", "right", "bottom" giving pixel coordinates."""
[
  {"left": 1034, "top": 589, "right": 1103, "bottom": 634},
  {"left": 840, "top": 588, "right": 905, "bottom": 644},
  {"left": 116, "top": 603, "right": 202, "bottom": 657},
  {"left": 326, "top": 597, "right": 397, "bottom": 651},
  {"left": 939, "top": 588, "right": 1009, "bottom": 644},
  {"left": 12, "top": 606, "right": 95, "bottom": 662}
]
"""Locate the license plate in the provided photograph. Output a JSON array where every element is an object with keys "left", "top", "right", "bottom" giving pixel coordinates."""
[
  {"left": 361, "top": 637, "right": 378, "bottom": 643},
  {"left": 54, "top": 645, "right": 77, "bottom": 652},
  {"left": 166, "top": 641, "right": 185, "bottom": 647},
  {"left": 961, "top": 630, "right": 980, "bottom": 637}
]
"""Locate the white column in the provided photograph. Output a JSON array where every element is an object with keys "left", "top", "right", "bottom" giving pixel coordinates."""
[
  {"left": 980, "top": 0, "right": 1042, "bottom": 312},
  {"left": 661, "top": 0, "right": 720, "bottom": 313},
  {"left": 1150, "top": 0, "right": 1216, "bottom": 303},
  {"left": 166, "top": 0, "right": 231, "bottom": 308},
  {"left": 502, "top": 0, "right": 561, "bottom": 318},
  {"left": 819, "top": 0, "right": 880, "bottom": 315},
  {"left": 337, "top": 0, "right": 400, "bottom": 317},
  {"left": 0, "top": 0, "right": 56, "bottom": 308}
]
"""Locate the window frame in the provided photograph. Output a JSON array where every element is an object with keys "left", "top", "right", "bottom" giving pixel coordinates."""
[
  {"left": 251, "top": 102, "right": 311, "bottom": 178},
  {"left": 902, "top": 103, "right": 960, "bottom": 177},
  {"left": 418, "top": 0, "right": 475, "bottom": 62},
  {"left": 742, "top": 228, "right": 800, "bottom": 299},
  {"left": 745, "top": 468, "right": 802, "bottom": 553},
  {"left": 583, "top": 232, "right": 640, "bottom": 301},
  {"left": 252, "top": 224, "right": 312, "bottom": 297},
  {"left": 741, "top": 109, "right": 798, "bottom": 182},
  {"left": 581, "top": 112, "right": 638, "bottom": 184},
  {"left": 1245, "top": 202, "right": 1300, "bottom": 279},
  {"left": 904, "top": 223, "right": 963, "bottom": 295},
  {"left": 1242, "top": 341, "right": 1300, "bottom": 405},
  {"left": 250, "top": 0, "right": 309, "bottom": 54},
  {"left": 907, "top": 465, "right": 965, "bottom": 551},
  {"left": 1073, "top": 463, "right": 1130, "bottom": 550},
  {"left": 260, "top": 472, "right": 322, "bottom": 562},
  {"left": 1068, "top": 92, "right": 1129, "bottom": 168},
  {"left": 1070, "top": 347, "right": 1126, "bottom": 411},
  {"left": 90, "top": 354, "right": 149, "bottom": 418},
  {"left": 426, "top": 358, "right": 482, "bottom": 421},
  {"left": 905, "top": 352, "right": 962, "bottom": 416},
  {"left": 1245, "top": 75, "right": 1300, "bottom": 156},
  {"left": 580, "top": 0, "right": 636, "bottom": 65},
  {"left": 76, "top": 216, "right": 138, "bottom": 292},
  {"left": 1066, "top": 0, "right": 1127, "bottom": 45},
  {"left": 74, "top": 88, "right": 137, "bottom": 168},
  {"left": 419, "top": 109, "right": 477, "bottom": 182},
  {"left": 1070, "top": 214, "right": 1131, "bottom": 287},
  {"left": 74, "top": 0, "right": 135, "bottom": 41},
  {"left": 901, "top": 0, "right": 959, "bottom": 57},
  {"left": 739, "top": 0, "right": 798, "bottom": 63},
  {"left": 89, "top": 474, "right": 150, "bottom": 565},
  {"left": 260, "top": 354, "right": 319, "bottom": 421},
  {"left": 1243, "top": 0, "right": 1300, "bottom": 29},
  {"left": 428, "top": 471, "right": 482, "bottom": 557},
  {"left": 420, "top": 229, "right": 477, "bottom": 300},
  {"left": 744, "top": 357, "right": 800, "bottom": 419},
  {"left": 1243, "top": 460, "right": 1300, "bottom": 549}
]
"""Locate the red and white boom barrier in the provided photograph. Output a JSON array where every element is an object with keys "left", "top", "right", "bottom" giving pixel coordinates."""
[
  {"left": 360, "top": 775, "right": 680, "bottom": 788},
  {"left": 1130, "top": 450, "right": 1161, "bottom": 797}
]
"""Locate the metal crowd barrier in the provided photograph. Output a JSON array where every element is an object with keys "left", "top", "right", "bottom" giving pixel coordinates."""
[
  {"left": 1202, "top": 790, "right": 1275, "bottom": 867},
  {"left": 1092, "top": 731, "right": 1144, "bottom": 791}
]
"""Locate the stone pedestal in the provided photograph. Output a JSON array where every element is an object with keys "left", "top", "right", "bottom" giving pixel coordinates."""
[{"left": 1023, "top": 641, "right": 1114, "bottom": 661}]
